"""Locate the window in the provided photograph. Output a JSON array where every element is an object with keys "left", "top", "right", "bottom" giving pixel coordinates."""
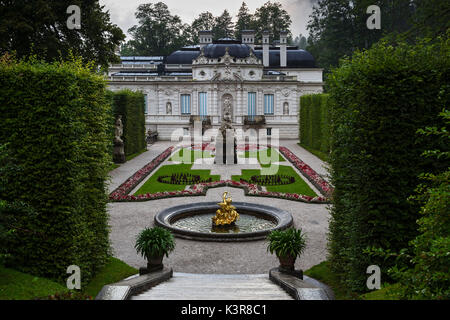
[
  {"left": 198, "top": 92, "right": 208, "bottom": 119},
  {"left": 144, "top": 94, "right": 148, "bottom": 114},
  {"left": 247, "top": 92, "right": 256, "bottom": 120},
  {"left": 264, "top": 94, "right": 274, "bottom": 115},
  {"left": 267, "top": 128, "right": 272, "bottom": 136},
  {"left": 181, "top": 94, "right": 191, "bottom": 114}
]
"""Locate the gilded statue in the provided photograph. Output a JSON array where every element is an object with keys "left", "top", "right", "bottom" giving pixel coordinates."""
[{"left": 212, "top": 191, "right": 240, "bottom": 226}]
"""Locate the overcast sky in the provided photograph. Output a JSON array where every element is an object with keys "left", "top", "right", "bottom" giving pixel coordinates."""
[{"left": 99, "top": 0, "right": 319, "bottom": 40}]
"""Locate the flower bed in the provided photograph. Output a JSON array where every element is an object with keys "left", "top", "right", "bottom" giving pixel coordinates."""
[
  {"left": 109, "top": 145, "right": 332, "bottom": 203},
  {"left": 110, "top": 179, "right": 329, "bottom": 203},
  {"left": 109, "top": 146, "right": 175, "bottom": 201},
  {"left": 278, "top": 146, "right": 333, "bottom": 197}
]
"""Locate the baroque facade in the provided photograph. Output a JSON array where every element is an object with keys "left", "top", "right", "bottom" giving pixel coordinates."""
[{"left": 107, "top": 30, "right": 323, "bottom": 140}]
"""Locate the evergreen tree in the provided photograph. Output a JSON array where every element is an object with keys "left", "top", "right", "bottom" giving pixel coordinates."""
[
  {"left": 213, "top": 10, "right": 234, "bottom": 39},
  {"left": 234, "top": 2, "right": 255, "bottom": 40}
]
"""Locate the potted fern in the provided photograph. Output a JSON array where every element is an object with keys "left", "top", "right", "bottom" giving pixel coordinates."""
[
  {"left": 267, "top": 228, "right": 306, "bottom": 273},
  {"left": 135, "top": 226, "right": 175, "bottom": 273}
]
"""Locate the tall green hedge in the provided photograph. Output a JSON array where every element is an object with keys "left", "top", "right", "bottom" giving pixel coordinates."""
[
  {"left": 111, "top": 89, "right": 146, "bottom": 157},
  {"left": 327, "top": 38, "right": 449, "bottom": 292},
  {"left": 299, "top": 94, "right": 330, "bottom": 154},
  {"left": 0, "top": 58, "right": 112, "bottom": 285}
]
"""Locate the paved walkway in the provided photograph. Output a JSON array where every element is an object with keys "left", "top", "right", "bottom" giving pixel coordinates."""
[{"left": 107, "top": 140, "right": 330, "bottom": 274}]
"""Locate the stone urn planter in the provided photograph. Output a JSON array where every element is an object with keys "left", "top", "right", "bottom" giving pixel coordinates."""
[
  {"left": 135, "top": 226, "right": 175, "bottom": 275},
  {"left": 267, "top": 228, "right": 306, "bottom": 278}
]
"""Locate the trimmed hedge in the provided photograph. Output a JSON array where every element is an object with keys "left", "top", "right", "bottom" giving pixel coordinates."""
[
  {"left": 111, "top": 89, "right": 146, "bottom": 157},
  {"left": 0, "top": 58, "right": 112, "bottom": 285},
  {"left": 327, "top": 38, "right": 449, "bottom": 292},
  {"left": 299, "top": 94, "right": 330, "bottom": 155}
]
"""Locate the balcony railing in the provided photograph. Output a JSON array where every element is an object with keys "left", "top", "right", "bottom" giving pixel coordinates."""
[
  {"left": 189, "top": 115, "right": 212, "bottom": 126},
  {"left": 243, "top": 115, "right": 266, "bottom": 126}
]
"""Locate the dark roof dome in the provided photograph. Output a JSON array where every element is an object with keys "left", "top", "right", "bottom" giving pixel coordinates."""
[
  {"left": 253, "top": 49, "right": 316, "bottom": 68},
  {"left": 166, "top": 50, "right": 200, "bottom": 64},
  {"left": 203, "top": 43, "right": 251, "bottom": 59}
]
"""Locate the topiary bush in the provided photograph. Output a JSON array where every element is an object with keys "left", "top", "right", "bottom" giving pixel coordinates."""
[
  {"left": 111, "top": 89, "right": 146, "bottom": 157},
  {"left": 299, "top": 94, "right": 331, "bottom": 155},
  {"left": 327, "top": 36, "right": 449, "bottom": 292},
  {"left": 0, "top": 57, "right": 112, "bottom": 285}
]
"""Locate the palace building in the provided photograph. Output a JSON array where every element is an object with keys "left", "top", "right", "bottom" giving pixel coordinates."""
[{"left": 107, "top": 30, "right": 323, "bottom": 140}]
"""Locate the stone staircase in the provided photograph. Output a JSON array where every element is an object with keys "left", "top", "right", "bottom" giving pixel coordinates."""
[{"left": 131, "top": 272, "right": 294, "bottom": 300}]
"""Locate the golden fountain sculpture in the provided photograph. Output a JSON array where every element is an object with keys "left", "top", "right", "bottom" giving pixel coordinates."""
[{"left": 212, "top": 191, "right": 240, "bottom": 226}]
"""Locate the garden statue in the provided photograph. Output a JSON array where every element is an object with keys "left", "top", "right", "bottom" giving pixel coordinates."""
[
  {"left": 113, "top": 115, "right": 125, "bottom": 163},
  {"left": 215, "top": 96, "right": 237, "bottom": 164},
  {"left": 212, "top": 191, "right": 240, "bottom": 226}
]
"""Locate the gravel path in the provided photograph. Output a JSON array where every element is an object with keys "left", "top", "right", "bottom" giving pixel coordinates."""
[{"left": 107, "top": 140, "right": 331, "bottom": 274}]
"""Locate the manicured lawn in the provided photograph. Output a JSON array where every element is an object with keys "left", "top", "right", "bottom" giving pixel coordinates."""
[
  {"left": 0, "top": 265, "right": 69, "bottom": 300},
  {"left": 304, "top": 260, "right": 401, "bottom": 300},
  {"left": 231, "top": 165, "right": 317, "bottom": 197},
  {"left": 239, "top": 148, "right": 285, "bottom": 165},
  {"left": 169, "top": 148, "right": 214, "bottom": 163},
  {"left": 82, "top": 256, "right": 137, "bottom": 298},
  {"left": 134, "top": 163, "right": 221, "bottom": 195},
  {"left": 0, "top": 257, "right": 138, "bottom": 300}
]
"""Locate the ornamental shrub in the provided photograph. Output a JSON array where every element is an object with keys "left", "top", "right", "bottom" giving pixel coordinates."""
[
  {"left": 327, "top": 37, "right": 449, "bottom": 292},
  {"left": 0, "top": 57, "right": 112, "bottom": 285},
  {"left": 388, "top": 109, "right": 450, "bottom": 300},
  {"left": 111, "top": 89, "right": 146, "bottom": 157},
  {"left": 299, "top": 94, "right": 331, "bottom": 154}
]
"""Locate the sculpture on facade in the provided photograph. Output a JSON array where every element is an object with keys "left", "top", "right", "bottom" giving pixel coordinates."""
[{"left": 113, "top": 115, "right": 125, "bottom": 163}]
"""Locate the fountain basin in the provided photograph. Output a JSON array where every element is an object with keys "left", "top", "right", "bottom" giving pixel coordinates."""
[{"left": 154, "top": 202, "right": 293, "bottom": 241}]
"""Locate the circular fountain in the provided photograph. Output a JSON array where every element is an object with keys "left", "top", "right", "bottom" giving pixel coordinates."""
[{"left": 154, "top": 193, "right": 293, "bottom": 241}]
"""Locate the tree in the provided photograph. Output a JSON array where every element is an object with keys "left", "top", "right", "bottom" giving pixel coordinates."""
[
  {"left": 253, "top": 1, "right": 292, "bottom": 42},
  {"left": 123, "top": 2, "right": 189, "bottom": 56},
  {"left": 213, "top": 10, "right": 234, "bottom": 39},
  {"left": 306, "top": 0, "right": 417, "bottom": 72},
  {"left": 410, "top": 0, "right": 450, "bottom": 38},
  {"left": 190, "top": 12, "right": 216, "bottom": 44},
  {"left": 293, "top": 34, "right": 307, "bottom": 49},
  {"left": 234, "top": 2, "right": 255, "bottom": 40},
  {"left": 0, "top": 0, "right": 125, "bottom": 69}
]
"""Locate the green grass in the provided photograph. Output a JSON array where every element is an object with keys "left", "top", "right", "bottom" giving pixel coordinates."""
[
  {"left": 304, "top": 261, "right": 402, "bottom": 300},
  {"left": 231, "top": 165, "right": 317, "bottom": 197},
  {"left": 169, "top": 148, "right": 214, "bottom": 163},
  {"left": 239, "top": 148, "right": 285, "bottom": 164},
  {"left": 0, "top": 265, "right": 69, "bottom": 300},
  {"left": 134, "top": 163, "right": 221, "bottom": 195},
  {"left": 298, "top": 143, "right": 329, "bottom": 162},
  {"left": 304, "top": 261, "right": 359, "bottom": 300},
  {"left": 0, "top": 257, "right": 138, "bottom": 300},
  {"left": 109, "top": 163, "right": 120, "bottom": 171},
  {"left": 82, "top": 257, "right": 137, "bottom": 298},
  {"left": 126, "top": 148, "right": 148, "bottom": 162}
]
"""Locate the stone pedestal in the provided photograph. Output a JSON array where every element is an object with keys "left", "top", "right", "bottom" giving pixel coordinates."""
[
  {"left": 214, "top": 133, "right": 237, "bottom": 165},
  {"left": 113, "top": 141, "right": 125, "bottom": 163}
]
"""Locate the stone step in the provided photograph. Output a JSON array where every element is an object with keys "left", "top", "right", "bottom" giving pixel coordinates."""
[{"left": 131, "top": 273, "right": 293, "bottom": 300}]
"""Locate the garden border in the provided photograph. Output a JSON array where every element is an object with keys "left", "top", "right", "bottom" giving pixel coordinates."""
[{"left": 109, "top": 145, "right": 333, "bottom": 204}]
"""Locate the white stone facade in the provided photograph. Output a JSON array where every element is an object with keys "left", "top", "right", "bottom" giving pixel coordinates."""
[{"left": 107, "top": 36, "right": 323, "bottom": 140}]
